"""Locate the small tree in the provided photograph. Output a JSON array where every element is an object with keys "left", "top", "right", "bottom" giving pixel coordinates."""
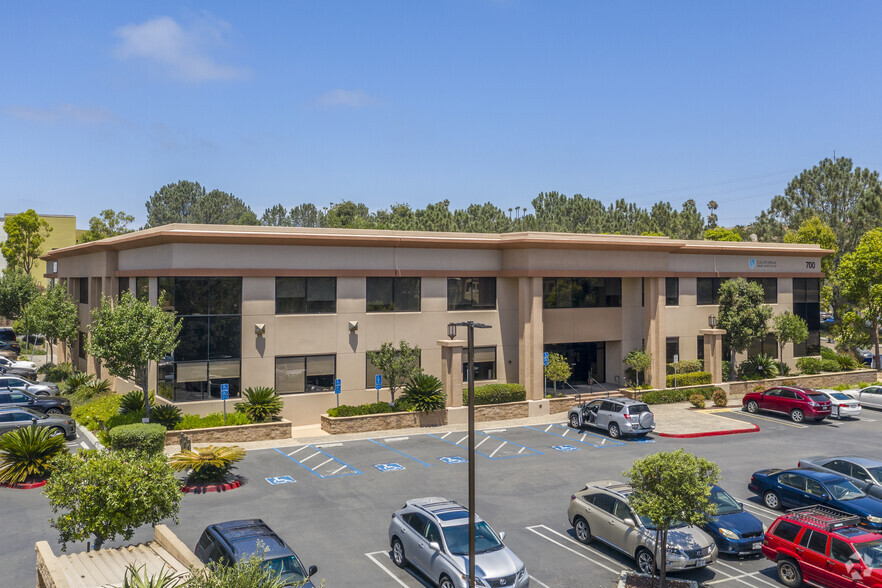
[
  {"left": 0, "top": 269, "right": 39, "bottom": 323},
  {"left": 770, "top": 311, "right": 809, "bottom": 365},
  {"left": 367, "top": 341, "right": 421, "bottom": 404},
  {"left": 20, "top": 284, "right": 78, "bottom": 363},
  {"left": 44, "top": 450, "right": 182, "bottom": 551},
  {"left": 544, "top": 352, "right": 572, "bottom": 395},
  {"left": 1, "top": 209, "right": 52, "bottom": 274},
  {"left": 623, "top": 349, "right": 652, "bottom": 388},
  {"left": 624, "top": 449, "right": 721, "bottom": 587},
  {"left": 717, "top": 279, "right": 773, "bottom": 380},
  {"left": 839, "top": 229, "right": 882, "bottom": 369},
  {"left": 87, "top": 292, "right": 181, "bottom": 421}
]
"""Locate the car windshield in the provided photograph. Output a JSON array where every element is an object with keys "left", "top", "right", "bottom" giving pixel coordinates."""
[
  {"left": 831, "top": 393, "right": 853, "bottom": 401},
  {"left": 442, "top": 521, "right": 503, "bottom": 555},
  {"left": 866, "top": 466, "right": 882, "bottom": 482},
  {"left": 709, "top": 488, "right": 742, "bottom": 515},
  {"left": 854, "top": 539, "right": 882, "bottom": 568},
  {"left": 638, "top": 516, "right": 686, "bottom": 530},
  {"left": 826, "top": 479, "right": 866, "bottom": 500},
  {"left": 263, "top": 556, "right": 307, "bottom": 583}
]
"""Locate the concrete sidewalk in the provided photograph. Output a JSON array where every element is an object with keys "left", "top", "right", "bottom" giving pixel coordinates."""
[{"left": 651, "top": 402, "right": 759, "bottom": 438}]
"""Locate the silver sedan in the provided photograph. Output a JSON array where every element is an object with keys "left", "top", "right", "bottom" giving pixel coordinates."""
[
  {"left": 0, "top": 407, "right": 77, "bottom": 439},
  {"left": 815, "top": 389, "right": 862, "bottom": 419}
]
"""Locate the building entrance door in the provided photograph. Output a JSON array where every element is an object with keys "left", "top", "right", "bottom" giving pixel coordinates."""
[{"left": 543, "top": 342, "right": 606, "bottom": 385}]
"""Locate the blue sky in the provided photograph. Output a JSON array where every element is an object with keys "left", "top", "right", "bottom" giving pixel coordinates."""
[{"left": 2, "top": 1, "right": 881, "bottom": 229}]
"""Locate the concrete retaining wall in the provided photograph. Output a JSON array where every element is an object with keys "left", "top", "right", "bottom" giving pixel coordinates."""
[
  {"left": 165, "top": 419, "right": 291, "bottom": 446},
  {"left": 321, "top": 410, "right": 447, "bottom": 434},
  {"left": 725, "top": 369, "right": 877, "bottom": 397}
]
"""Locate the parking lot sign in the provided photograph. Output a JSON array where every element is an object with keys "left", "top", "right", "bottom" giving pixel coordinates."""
[
  {"left": 375, "top": 374, "right": 382, "bottom": 390},
  {"left": 220, "top": 383, "right": 229, "bottom": 400},
  {"left": 543, "top": 352, "right": 549, "bottom": 366},
  {"left": 335, "top": 379, "right": 341, "bottom": 394}
]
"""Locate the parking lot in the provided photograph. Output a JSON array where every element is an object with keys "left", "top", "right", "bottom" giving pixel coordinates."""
[{"left": 3, "top": 407, "right": 882, "bottom": 587}]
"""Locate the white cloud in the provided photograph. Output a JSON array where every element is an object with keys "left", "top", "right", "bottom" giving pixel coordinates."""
[
  {"left": 6, "top": 103, "right": 118, "bottom": 124},
  {"left": 113, "top": 15, "right": 249, "bottom": 82},
  {"left": 315, "top": 89, "right": 378, "bottom": 109}
]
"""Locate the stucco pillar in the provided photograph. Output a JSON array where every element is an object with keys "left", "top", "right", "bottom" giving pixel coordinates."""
[
  {"left": 643, "top": 277, "right": 666, "bottom": 388},
  {"left": 518, "top": 277, "right": 545, "bottom": 400},
  {"left": 700, "top": 328, "right": 727, "bottom": 384},
  {"left": 437, "top": 339, "right": 465, "bottom": 408}
]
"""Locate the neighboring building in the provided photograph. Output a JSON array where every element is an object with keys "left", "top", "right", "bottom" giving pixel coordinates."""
[
  {"left": 42, "top": 224, "right": 828, "bottom": 425},
  {"left": 2, "top": 213, "right": 77, "bottom": 287}
]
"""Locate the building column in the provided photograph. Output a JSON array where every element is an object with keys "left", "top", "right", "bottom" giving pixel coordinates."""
[
  {"left": 518, "top": 277, "right": 545, "bottom": 400},
  {"left": 643, "top": 277, "right": 667, "bottom": 388},
  {"left": 700, "top": 328, "right": 727, "bottom": 384},
  {"left": 437, "top": 339, "right": 465, "bottom": 408}
]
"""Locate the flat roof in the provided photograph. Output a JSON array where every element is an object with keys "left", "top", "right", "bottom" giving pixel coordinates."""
[{"left": 41, "top": 223, "right": 831, "bottom": 261}]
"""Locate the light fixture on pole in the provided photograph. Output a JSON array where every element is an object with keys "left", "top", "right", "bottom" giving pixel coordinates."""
[
  {"left": 447, "top": 320, "right": 491, "bottom": 588},
  {"left": 708, "top": 314, "right": 717, "bottom": 329}
]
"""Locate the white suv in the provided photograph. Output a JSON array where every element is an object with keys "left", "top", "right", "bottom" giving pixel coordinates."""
[{"left": 568, "top": 397, "right": 655, "bottom": 438}]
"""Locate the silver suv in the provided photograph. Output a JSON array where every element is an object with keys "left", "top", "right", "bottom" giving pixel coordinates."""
[
  {"left": 568, "top": 481, "right": 717, "bottom": 574},
  {"left": 388, "top": 497, "right": 529, "bottom": 588},
  {"left": 567, "top": 397, "right": 655, "bottom": 438}
]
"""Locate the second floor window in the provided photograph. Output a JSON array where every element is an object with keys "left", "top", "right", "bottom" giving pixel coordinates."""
[
  {"left": 78, "top": 278, "right": 89, "bottom": 304},
  {"left": 276, "top": 277, "right": 336, "bottom": 314},
  {"left": 697, "top": 277, "right": 729, "bottom": 305},
  {"left": 448, "top": 277, "right": 496, "bottom": 311},
  {"left": 366, "top": 277, "right": 421, "bottom": 312},
  {"left": 747, "top": 277, "right": 778, "bottom": 304},
  {"left": 665, "top": 278, "right": 679, "bottom": 306},
  {"left": 543, "top": 278, "right": 622, "bottom": 309}
]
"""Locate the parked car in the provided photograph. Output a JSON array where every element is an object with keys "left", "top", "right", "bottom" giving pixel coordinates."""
[
  {"left": 0, "top": 407, "right": 76, "bottom": 439},
  {"left": 815, "top": 389, "right": 862, "bottom": 419},
  {"left": 702, "top": 485, "right": 765, "bottom": 555},
  {"left": 0, "top": 389, "right": 70, "bottom": 415},
  {"left": 748, "top": 468, "right": 882, "bottom": 530},
  {"left": 0, "top": 340, "right": 21, "bottom": 355},
  {"left": 798, "top": 456, "right": 882, "bottom": 501},
  {"left": 0, "top": 327, "right": 15, "bottom": 345},
  {"left": 195, "top": 519, "right": 318, "bottom": 587},
  {"left": 742, "top": 386, "right": 832, "bottom": 423},
  {"left": 0, "top": 374, "right": 58, "bottom": 396},
  {"left": 0, "top": 365, "right": 38, "bottom": 381},
  {"left": 0, "top": 356, "right": 37, "bottom": 371},
  {"left": 568, "top": 480, "right": 717, "bottom": 574},
  {"left": 389, "top": 496, "right": 529, "bottom": 588},
  {"left": 847, "top": 385, "right": 882, "bottom": 410},
  {"left": 762, "top": 505, "right": 882, "bottom": 587},
  {"left": 567, "top": 397, "right": 655, "bottom": 439}
]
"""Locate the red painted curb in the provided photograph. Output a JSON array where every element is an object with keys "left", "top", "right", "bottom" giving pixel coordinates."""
[
  {"left": 658, "top": 424, "right": 760, "bottom": 439},
  {"left": 0, "top": 479, "right": 48, "bottom": 489},
  {"left": 181, "top": 479, "right": 242, "bottom": 494}
]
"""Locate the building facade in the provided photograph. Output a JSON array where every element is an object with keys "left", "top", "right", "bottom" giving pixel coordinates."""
[{"left": 43, "top": 224, "right": 828, "bottom": 425}]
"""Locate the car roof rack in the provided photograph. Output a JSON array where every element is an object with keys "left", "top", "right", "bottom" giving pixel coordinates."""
[{"left": 785, "top": 505, "right": 862, "bottom": 531}]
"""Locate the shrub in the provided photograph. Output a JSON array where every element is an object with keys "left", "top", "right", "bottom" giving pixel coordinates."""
[
  {"left": 174, "top": 412, "right": 252, "bottom": 430},
  {"left": 107, "top": 424, "right": 167, "bottom": 456},
  {"left": 0, "top": 425, "right": 68, "bottom": 484},
  {"left": 858, "top": 382, "right": 874, "bottom": 389},
  {"left": 832, "top": 383, "right": 854, "bottom": 391},
  {"left": 234, "top": 387, "right": 283, "bottom": 423},
  {"left": 151, "top": 404, "right": 183, "bottom": 429},
  {"left": 737, "top": 353, "right": 779, "bottom": 380},
  {"left": 642, "top": 386, "right": 719, "bottom": 405},
  {"left": 327, "top": 403, "right": 399, "bottom": 418},
  {"left": 469, "top": 383, "right": 526, "bottom": 405},
  {"left": 776, "top": 361, "right": 791, "bottom": 377},
  {"left": 712, "top": 389, "right": 728, "bottom": 407},
  {"left": 169, "top": 445, "right": 246, "bottom": 484},
  {"left": 62, "top": 371, "right": 96, "bottom": 395},
  {"left": 119, "top": 390, "right": 155, "bottom": 414},
  {"left": 39, "top": 362, "right": 73, "bottom": 383},
  {"left": 70, "top": 379, "right": 112, "bottom": 406},
  {"left": 666, "top": 360, "right": 703, "bottom": 375},
  {"left": 121, "top": 563, "right": 187, "bottom": 588},
  {"left": 821, "top": 358, "right": 841, "bottom": 372},
  {"left": 401, "top": 374, "right": 446, "bottom": 412},
  {"left": 666, "top": 371, "right": 712, "bottom": 387},
  {"left": 820, "top": 347, "right": 838, "bottom": 361},
  {"left": 753, "top": 384, "right": 765, "bottom": 392},
  {"left": 689, "top": 394, "right": 706, "bottom": 408},
  {"left": 836, "top": 354, "right": 860, "bottom": 371},
  {"left": 187, "top": 551, "right": 290, "bottom": 588},
  {"left": 72, "top": 394, "right": 121, "bottom": 432},
  {"left": 722, "top": 361, "right": 732, "bottom": 380},
  {"left": 796, "top": 357, "right": 823, "bottom": 375}
]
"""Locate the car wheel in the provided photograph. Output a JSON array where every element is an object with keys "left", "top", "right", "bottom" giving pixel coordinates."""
[
  {"left": 45, "top": 408, "right": 62, "bottom": 415},
  {"left": 790, "top": 409, "right": 805, "bottom": 423},
  {"left": 636, "top": 547, "right": 655, "bottom": 575},
  {"left": 569, "top": 413, "right": 581, "bottom": 429},
  {"left": 391, "top": 538, "right": 406, "bottom": 568},
  {"left": 49, "top": 427, "right": 65, "bottom": 437},
  {"left": 763, "top": 490, "right": 781, "bottom": 510},
  {"left": 574, "top": 517, "right": 592, "bottom": 544},
  {"left": 608, "top": 422, "right": 621, "bottom": 439},
  {"left": 777, "top": 558, "right": 803, "bottom": 588},
  {"left": 439, "top": 575, "right": 455, "bottom": 588},
  {"left": 746, "top": 400, "right": 759, "bottom": 413}
]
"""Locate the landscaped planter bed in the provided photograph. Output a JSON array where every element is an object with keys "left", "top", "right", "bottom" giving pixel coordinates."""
[
  {"left": 725, "top": 369, "right": 877, "bottom": 396},
  {"left": 181, "top": 477, "right": 242, "bottom": 494},
  {"left": 0, "top": 479, "right": 48, "bottom": 490},
  {"left": 321, "top": 410, "right": 447, "bottom": 434},
  {"left": 164, "top": 419, "right": 291, "bottom": 446}
]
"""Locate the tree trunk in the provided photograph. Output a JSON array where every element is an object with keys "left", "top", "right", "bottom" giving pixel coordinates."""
[
  {"left": 659, "top": 527, "right": 668, "bottom": 587},
  {"left": 874, "top": 320, "right": 880, "bottom": 372},
  {"left": 730, "top": 350, "right": 737, "bottom": 381}
]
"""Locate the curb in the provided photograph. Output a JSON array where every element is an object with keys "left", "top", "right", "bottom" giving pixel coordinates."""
[
  {"left": 658, "top": 423, "right": 760, "bottom": 438},
  {"left": 181, "top": 479, "right": 242, "bottom": 494},
  {"left": 1, "top": 479, "right": 48, "bottom": 489},
  {"left": 77, "top": 425, "right": 104, "bottom": 450}
]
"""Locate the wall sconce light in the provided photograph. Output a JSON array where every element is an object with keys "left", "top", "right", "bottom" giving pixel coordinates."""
[
  {"left": 348, "top": 320, "right": 358, "bottom": 332},
  {"left": 447, "top": 323, "right": 457, "bottom": 340},
  {"left": 254, "top": 323, "right": 266, "bottom": 336},
  {"left": 707, "top": 315, "right": 717, "bottom": 329}
]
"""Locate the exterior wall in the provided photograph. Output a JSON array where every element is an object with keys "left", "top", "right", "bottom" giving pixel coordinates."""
[{"left": 3, "top": 214, "right": 78, "bottom": 287}]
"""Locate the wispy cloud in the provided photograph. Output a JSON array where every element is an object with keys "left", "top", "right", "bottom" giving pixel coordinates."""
[
  {"left": 6, "top": 103, "right": 118, "bottom": 124},
  {"left": 315, "top": 89, "right": 379, "bottom": 109},
  {"left": 113, "top": 15, "right": 249, "bottom": 82}
]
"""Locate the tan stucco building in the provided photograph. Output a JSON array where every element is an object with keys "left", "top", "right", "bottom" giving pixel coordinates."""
[{"left": 42, "top": 224, "right": 828, "bottom": 425}]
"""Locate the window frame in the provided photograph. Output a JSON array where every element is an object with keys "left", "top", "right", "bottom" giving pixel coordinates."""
[
  {"left": 447, "top": 277, "right": 496, "bottom": 311},
  {"left": 665, "top": 277, "right": 679, "bottom": 306},
  {"left": 366, "top": 277, "right": 421, "bottom": 313},
  {"left": 275, "top": 277, "right": 337, "bottom": 315},
  {"left": 275, "top": 354, "right": 336, "bottom": 394}
]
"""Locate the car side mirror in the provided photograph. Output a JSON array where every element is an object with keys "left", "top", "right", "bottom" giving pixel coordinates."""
[
  {"left": 31, "top": 418, "right": 38, "bottom": 425},
  {"left": 624, "top": 518, "right": 636, "bottom": 527},
  {"left": 499, "top": 531, "right": 506, "bottom": 541},
  {"left": 428, "top": 541, "right": 441, "bottom": 553},
  {"left": 308, "top": 565, "right": 318, "bottom": 577}
]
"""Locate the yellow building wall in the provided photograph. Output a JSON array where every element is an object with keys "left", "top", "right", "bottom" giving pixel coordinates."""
[{"left": 3, "top": 214, "right": 78, "bottom": 288}]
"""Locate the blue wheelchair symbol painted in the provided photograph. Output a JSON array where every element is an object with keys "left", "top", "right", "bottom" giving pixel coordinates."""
[
  {"left": 552, "top": 445, "right": 579, "bottom": 452},
  {"left": 265, "top": 475, "right": 296, "bottom": 485},
  {"left": 438, "top": 456, "right": 468, "bottom": 465},
  {"left": 374, "top": 463, "right": 405, "bottom": 472},
  {"left": 629, "top": 437, "right": 655, "bottom": 443}
]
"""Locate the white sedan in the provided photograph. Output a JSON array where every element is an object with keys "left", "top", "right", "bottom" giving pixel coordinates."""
[
  {"left": 816, "top": 389, "right": 862, "bottom": 419},
  {"left": 0, "top": 355, "right": 37, "bottom": 371}
]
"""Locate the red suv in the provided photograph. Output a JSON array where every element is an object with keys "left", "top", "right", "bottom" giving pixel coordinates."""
[
  {"left": 742, "top": 386, "right": 832, "bottom": 423},
  {"left": 762, "top": 506, "right": 882, "bottom": 587}
]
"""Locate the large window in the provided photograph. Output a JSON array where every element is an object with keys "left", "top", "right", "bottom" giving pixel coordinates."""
[
  {"left": 793, "top": 278, "right": 821, "bottom": 356},
  {"left": 276, "top": 277, "right": 336, "bottom": 314},
  {"left": 77, "top": 331, "right": 86, "bottom": 360},
  {"left": 78, "top": 278, "right": 89, "bottom": 304},
  {"left": 665, "top": 278, "right": 679, "bottom": 306},
  {"left": 748, "top": 278, "right": 778, "bottom": 304},
  {"left": 276, "top": 355, "right": 335, "bottom": 394},
  {"left": 463, "top": 346, "right": 496, "bottom": 382},
  {"left": 366, "top": 277, "right": 421, "bottom": 312},
  {"left": 118, "top": 277, "right": 129, "bottom": 300},
  {"left": 136, "top": 277, "right": 149, "bottom": 302},
  {"left": 666, "top": 337, "right": 679, "bottom": 364},
  {"left": 697, "top": 335, "right": 704, "bottom": 361},
  {"left": 697, "top": 277, "right": 729, "bottom": 305},
  {"left": 748, "top": 333, "right": 778, "bottom": 358},
  {"left": 448, "top": 277, "right": 496, "bottom": 311},
  {"left": 543, "top": 278, "right": 622, "bottom": 309}
]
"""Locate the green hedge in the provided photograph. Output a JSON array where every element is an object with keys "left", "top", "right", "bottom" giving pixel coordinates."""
[
  {"left": 174, "top": 412, "right": 252, "bottom": 430},
  {"left": 467, "top": 384, "right": 526, "bottom": 405},
  {"left": 327, "top": 402, "right": 400, "bottom": 418},
  {"left": 107, "top": 423, "right": 167, "bottom": 455},
  {"left": 71, "top": 394, "right": 121, "bottom": 432},
  {"left": 666, "top": 360, "right": 704, "bottom": 375},
  {"left": 796, "top": 357, "right": 822, "bottom": 375},
  {"left": 642, "top": 386, "right": 721, "bottom": 405},
  {"left": 665, "top": 371, "right": 712, "bottom": 387}
]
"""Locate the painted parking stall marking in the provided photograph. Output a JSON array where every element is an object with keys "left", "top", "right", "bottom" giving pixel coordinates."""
[
  {"left": 368, "top": 438, "right": 433, "bottom": 467},
  {"left": 265, "top": 475, "right": 296, "bottom": 485},
  {"left": 438, "top": 455, "right": 468, "bottom": 464},
  {"left": 428, "top": 430, "right": 543, "bottom": 459},
  {"left": 373, "top": 462, "right": 405, "bottom": 472},
  {"left": 273, "top": 445, "right": 362, "bottom": 478},
  {"left": 526, "top": 423, "right": 627, "bottom": 447},
  {"left": 552, "top": 444, "right": 579, "bottom": 452}
]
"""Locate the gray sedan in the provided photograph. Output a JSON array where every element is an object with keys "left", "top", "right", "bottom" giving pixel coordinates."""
[
  {"left": 0, "top": 375, "right": 58, "bottom": 396},
  {"left": 848, "top": 385, "right": 882, "bottom": 410},
  {"left": 0, "top": 408, "right": 77, "bottom": 439},
  {"left": 797, "top": 456, "right": 882, "bottom": 500}
]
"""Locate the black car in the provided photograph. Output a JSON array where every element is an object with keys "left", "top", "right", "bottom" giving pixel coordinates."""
[
  {"left": 0, "top": 341, "right": 21, "bottom": 355},
  {"left": 0, "top": 389, "right": 70, "bottom": 415},
  {"left": 0, "top": 365, "right": 38, "bottom": 381},
  {"left": 195, "top": 520, "right": 318, "bottom": 587}
]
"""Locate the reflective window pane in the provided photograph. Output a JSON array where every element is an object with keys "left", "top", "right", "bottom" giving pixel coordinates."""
[
  {"left": 177, "top": 317, "right": 209, "bottom": 361},
  {"left": 210, "top": 278, "right": 241, "bottom": 315},
  {"left": 175, "top": 278, "right": 210, "bottom": 315},
  {"left": 209, "top": 316, "right": 241, "bottom": 359}
]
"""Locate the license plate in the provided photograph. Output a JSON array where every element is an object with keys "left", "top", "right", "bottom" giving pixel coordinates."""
[
  {"left": 696, "top": 558, "right": 707, "bottom": 567},
  {"left": 752, "top": 542, "right": 762, "bottom": 550}
]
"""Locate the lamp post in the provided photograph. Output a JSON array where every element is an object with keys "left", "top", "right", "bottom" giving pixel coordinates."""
[
  {"left": 708, "top": 314, "right": 717, "bottom": 329},
  {"left": 447, "top": 320, "right": 491, "bottom": 588}
]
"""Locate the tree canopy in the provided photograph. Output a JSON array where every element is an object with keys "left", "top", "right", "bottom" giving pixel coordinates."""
[
  {"left": 543, "top": 352, "right": 572, "bottom": 393},
  {"left": 367, "top": 341, "right": 422, "bottom": 404},
  {"left": 623, "top": 349, "right": 653, "bottom": 387},
  {"left": 20, "top": 284, "right": 78, "bottom": 363},
  {"left": 0, "top": 270, "right": 40, "bottom": 322},
  {"left": 79, "top": 209, "right": 135, "bottom": 243},
  {"left": 717, "top": 279, "right": 773, "bottom": 378},
  {"left": 838, "top": 228, "right": 882, "bottom": 367},
  {"left": 770, "top": 311, "right": 809, "bottom": 364},
  {"left": 1, "top": 210, "right": 52, "bottom": 274},
  {"left": 146, "top": 181, "right": 260, "bottom": 227}
]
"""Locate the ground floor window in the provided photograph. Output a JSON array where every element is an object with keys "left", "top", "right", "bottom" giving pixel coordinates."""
[
  {"left": 543, "top": 341, "right": 606, "bottom": 384},
  {"left": 157, "top": 359, "right": 241, "bottom": 402},
  {"left": 697, "top": 336, "right": 704, "bottom": 361},
  {"left": 276, "top": 355, "right": 335, "bottom": 394},
  {"left": 77, "top": 332, "right": 87, "bottom": 360},
  {"left": 748, "top": 333, "right": 778, "bottom": 358},
  {"left": 666, "top": 337, "right": 679, "bottom": 364},
  {"left": 462, "top": 346, "right": 496, "bottom": 382}
]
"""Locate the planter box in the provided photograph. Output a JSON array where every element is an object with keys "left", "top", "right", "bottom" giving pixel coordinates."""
[
  {"left": 164, "top": 419, "right": 291, "bottom": 446},
  {"left": 726, "top": 369, "right": 877, "bottom": 397},
  {"left": 473, "top": 401, "right": 529, "bottom": 422},
  {"left": 549, "top": 396, "right": 579, "bottom": 414},
  {"left": 322, "top": 410, "right": 447, "bottom": 435}
]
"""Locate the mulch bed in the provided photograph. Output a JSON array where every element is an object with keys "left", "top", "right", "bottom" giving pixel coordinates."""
[
  {"left": 620, "top": 572, "right": 695, "bottom": 588},
  {"left": 181, "top": 477, "right": 242, "bottom": 494}
]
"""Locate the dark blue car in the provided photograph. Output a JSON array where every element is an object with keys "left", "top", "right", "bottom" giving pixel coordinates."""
[
  {"left": 702, "top": 486, "right": 765, "bottom": 555},
  {"left": 748, "top": 468, "right": 882, "bottom": 530}
]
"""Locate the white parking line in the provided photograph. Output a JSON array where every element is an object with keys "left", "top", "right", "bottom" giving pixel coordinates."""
[
  {"left": 364, "top": 551, "right": 411, "bottom": 587},
  {"left": 530, "top": 578, "right": 552, "bottom": 588},
  {"left": 313, "top": 457, "right": 334, "bottom": 470},
  {"left": 475, "top": 436, "right": 491, "bottom": 449},
  {"left": 440, "top": 431, "right": 453, "bottom": 439},
  {"left": 299, "top": 451, "right": 321, "bottom": 462},
  {"left": 456, "top": 435, "right": 468, "bottom": 445},
  {"left": 545, "top": 424, "right": 554, "bottom": 432},
  {"left": 79, "top": 441, "right": 88, "bottom": 449},
  {"left": 526, "top": 525, "right": 621, "bottom": 574},
  {"left": 713, "top": 560, "right": 779, "bottom": 587},
  {"left": 330, "top": 465, "right": 349, "bottom": 475},
  {"left": 741, "top": 502, "right": 779, "bottom": 521},
  {"left": 488, "top": 442, "right": 506, "bottom": 458},
  {"left": 287, "top": 445, "right": 310, "bottom": 456},
  {"left": 730, "top": 410, "right": 808, "bottom": 428},
  {"left": 518, "top": 446, "right": 526, "bottom": 454},
  {"left": 384, "top": 437, "right": 409, "bottom": 442}
]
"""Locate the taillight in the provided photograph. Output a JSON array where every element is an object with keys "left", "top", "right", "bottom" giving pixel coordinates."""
[
  {"left": 391, "top": 513, "right": 396, "bottom": 519},
  {"left": 571, "top": 494, "right": 577, "bottom": 501}
]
